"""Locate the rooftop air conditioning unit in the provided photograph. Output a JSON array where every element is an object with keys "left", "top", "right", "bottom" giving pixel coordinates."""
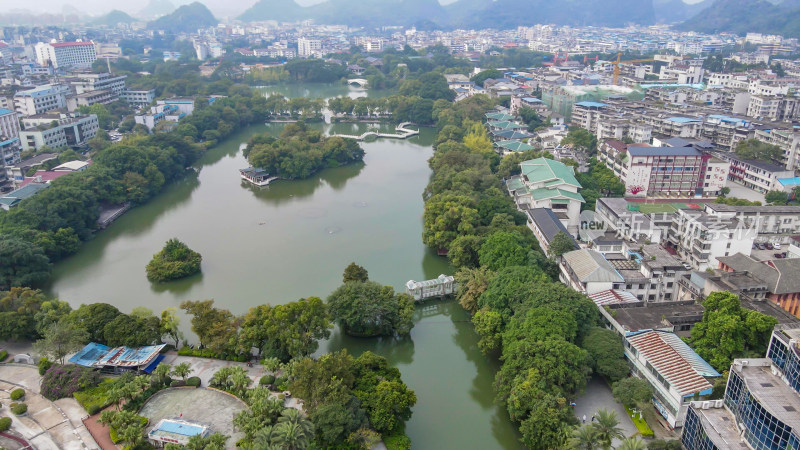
[
  {"left": 714, "top": 400, "right": 724, "bottom": 408},
  {"left": 702, "top": 401, "right": 711, "bottom": 409}
]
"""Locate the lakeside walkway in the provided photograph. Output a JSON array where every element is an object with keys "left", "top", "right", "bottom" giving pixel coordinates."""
[{"left": 329, "top": 122, "right": 419, "bottom": 141}]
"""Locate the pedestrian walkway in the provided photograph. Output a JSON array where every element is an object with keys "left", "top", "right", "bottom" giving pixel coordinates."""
[
  {"left": 0, "top": 365, "right": 98, "bottom": 450},
  {"left": 572, "top": 376, "right": 638, "bottom": 443}
]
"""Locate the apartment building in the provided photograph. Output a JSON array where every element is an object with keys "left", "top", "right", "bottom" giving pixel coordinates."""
[
  {"left": 68, "top": 72, "right": 127, "bottom": 97},
  {"left": 13, "top": 84, "right": 69, "bottom": 116},
  {"left": 596, "top": 140, "right": 729, "bottom": 198},
  {"left": 667, "top": 208, "right": 757, "bottom": 270},
  {"left": 747, "top": 95, "right": 799, "bottom": 122},
  {"left": 66, "top": 90, "right": 116, "bottom": 111},
  {"left": 297, "top": 37, "right": 322, "bottom": 58},
  {"left": 122, "top": 89, "right": 155, "bottom": 108},
  {"left": 753, "top": 128, "right": 800, "bottom": 170},
  {"left": 19, "top": 114, "right": 98, "bottom": 151},
  {"left": 712, "top": 151, "right": 795, "bottom": 193},
  {"left": 681, "top": 326, "right": 800, "bottom": 449},
  {"left": 0, "top": 108, "right": 20, "bottom": 141},
  {"left": 34, "top": 41, "right": 96, "bottom": 68},
  {"left": 718, "top": 253, "right": 800, "bottom": 318},
  {"left": 703, "top": 203, "right": 800, "bottom": 242}
]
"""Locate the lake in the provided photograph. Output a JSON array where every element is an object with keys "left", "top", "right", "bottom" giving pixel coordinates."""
[{"left": 48, "top": 83, "right": 521, "bottom": 449}]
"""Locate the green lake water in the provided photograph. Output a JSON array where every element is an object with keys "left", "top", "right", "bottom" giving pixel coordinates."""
[{"left": 47, "top": 83, "right": 521, "bottom": 449}]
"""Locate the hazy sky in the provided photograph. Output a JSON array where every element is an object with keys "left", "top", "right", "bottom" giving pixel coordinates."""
[{"left": 4, "top": 0, "right": 706, "bottom": 19}]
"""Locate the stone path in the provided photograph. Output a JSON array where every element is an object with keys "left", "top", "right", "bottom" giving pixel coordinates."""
[
  {"left": 0, "top": 365, "right": 98, "bottom": 450},
  {"left": 572, "top": 376, "right": 638, "bottom": 443}
]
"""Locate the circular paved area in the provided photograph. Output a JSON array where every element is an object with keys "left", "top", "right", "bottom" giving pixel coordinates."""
[{"left": 139, "top": 388, "right": 247, "bottom": 446}]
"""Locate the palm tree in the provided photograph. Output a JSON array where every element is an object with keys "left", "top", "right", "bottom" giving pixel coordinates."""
[
  {"left": 591, "top": 409, "right": 625, "bottom": 449},
  {"left": 616, "top": 437, "right": 647, "bottom": 450},
  {"left": 568, "top": 424, "right": 600, "bottom": 449},
  {"left": 171, "top": 362, "right": 192, "bottom": 381},
  {"left": 153, "top": 363, "right": 172, "bottom": 385},
  {"left": 230, "top": 370, "right": 252, "bottom": 397},
  {"left": 253, "top": 426, "right": 279, "bottom": 448},
  {"left": 272, "top": 409, "right": 314, "bottom": 450}
]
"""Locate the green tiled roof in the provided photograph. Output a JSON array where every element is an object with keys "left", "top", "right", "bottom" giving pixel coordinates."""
[
  {"left": 485, "top": 112, "right": 514, "bottom": 121},
  {"left": 520, "top": 157, "right": 582, "bottom": 188},
  {"left": 488, "top": 121, "right": 526, "bottom": 130},
  {"left": 496, "top": 140, "right": 534, "bottom": 152},
  {"left": 506, "top": 177, "right": 525, "bottom": 191},
  {"left": 528, "top": 187, "right": 585, "bottom": 203}
]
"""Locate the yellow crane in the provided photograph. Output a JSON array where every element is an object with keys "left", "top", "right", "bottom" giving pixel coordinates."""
[{"left": 601, "top": 52, "right": 656, "bottom": 85}]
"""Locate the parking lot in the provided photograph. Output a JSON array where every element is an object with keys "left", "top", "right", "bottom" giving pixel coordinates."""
[{"left": 751, "top": 242, "right": 788, "bottom": 261}]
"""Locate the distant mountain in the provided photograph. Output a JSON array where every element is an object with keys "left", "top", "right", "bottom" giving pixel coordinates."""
[
  {"left": 653, "top": 0, "right": 711, "bottom": 24},
  {"left": 676, "top": 0, "right": 800, "bottom": 38},
  {"left": 139, "top": 0, "right": 176, "bottom": 19},
  {"left": 93, "top": 10, "right": 136, "bottom": 26},
  {"left": 241, "top": 0, "right": 653, "bottom": 28},
  {"left": 148, "top": 2, "right": 217, "bottom": 33},
  {"left": 239, "top": 0, "right": 308, "bottom": 22},
  {"left": 240, "top": 0, "right": 446, "bottom": 26},
  {"left": 445, "top": 0, "right": 655, "bottom": 29}
]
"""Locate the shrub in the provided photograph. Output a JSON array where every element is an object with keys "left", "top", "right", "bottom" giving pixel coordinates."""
[
  {"left": 109, "top": 426, "right": 121, "bottom": 444},
  {"left": 0, "top": 416, "right": 10, "bottom": 431},
  {"left": 87, "top": 404, "right": 101, "bottom": 415},
  {"left": 10, "top": 389, "right": 24, "bottom": 401},
  {"left": 40, "top": 365, "right": 100, "bottom": 401},
  {"left": 38, "top": 357, "right": 53, "bottom": 376},
  {"left": 11, "top": 403, "right": 27, "bottom": 415},
  {"left": 259, "top": 375, "right": 275, "bottom": 386},
  {"left": 274, "top": 376, "right": 287, "bottom": 390},
  {"left": 186, "top": 377, "right": 201, "bottom": 387},
  {"left": 169, "top": 380, "right": 184, "bottom": 387},
  {"left": 0, "top": 350, "right": 7, "bottom": 362},
  {"left": 74, "top": 378, "right": 116, "bottom": 413},
  {"left": 384, "top": 433, "right": 412, "bottom": 450}
]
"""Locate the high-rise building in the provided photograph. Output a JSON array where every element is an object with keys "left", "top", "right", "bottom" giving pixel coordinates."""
[
  {"left": 297, "top": 37, "right": 322, "bottom": 58},
  {"left": 681, "top": 325, "right": 800, "bottom": 449},
  {"left": 35, "top": 41, "right": 97, "bottom": 68}
]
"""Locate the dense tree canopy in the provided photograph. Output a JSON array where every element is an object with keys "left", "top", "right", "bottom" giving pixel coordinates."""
[
  {"left": 689, "top": 291, "right": 778, "bottom": 371},
  {"left": 0, "top": 235, "right": 51, "bottom": 290},
  {"left": 246, "top": 123, "right": 365, "bottom": 180},
  {"left": 735, "top": 139, "right": 782, "bottom": 163},
  {"left": 327, "top": 281, "right": 414, "bottom": 337},
  {"left": 146, "top": 238, "right": 202, "bottom": 282}
]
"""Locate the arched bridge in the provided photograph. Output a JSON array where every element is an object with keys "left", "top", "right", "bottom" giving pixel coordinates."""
[
  {"left": 347, "top": 78, "right": 368, "bottom": 88},
  {"left": 329, "top": 122, "right": 419, "bottom": 141}
]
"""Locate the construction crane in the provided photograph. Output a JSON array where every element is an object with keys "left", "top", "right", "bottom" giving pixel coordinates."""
[{"left": 600, "top": 52, "right": 656, "bottom": 85}]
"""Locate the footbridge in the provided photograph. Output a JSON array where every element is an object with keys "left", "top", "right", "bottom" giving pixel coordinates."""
[
  {"left": 347, "top": 78, "right": 368, "bottom": 87},
  {"left": 329, "top": 122, "right": 419, "bottom": 141}
]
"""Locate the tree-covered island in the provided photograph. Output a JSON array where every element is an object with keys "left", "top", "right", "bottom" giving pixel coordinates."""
[{"left": 146, "top": 238, "right": 202, "bottom": 282}]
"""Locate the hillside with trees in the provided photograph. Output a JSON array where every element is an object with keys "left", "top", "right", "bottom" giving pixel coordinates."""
[
  {"left": 148, "top": 2, "right": 217, "bottom": 33},
  {"left": 677, "top": 0, "right": 800, "bottom": 38}
]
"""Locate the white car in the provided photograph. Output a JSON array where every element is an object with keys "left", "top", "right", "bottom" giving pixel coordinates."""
[
  {"left": 682, "top": 262, "right": 692, "bottom": 270},
  {"left": 774, "top": 242, "right": 782, "bottom": 250}
]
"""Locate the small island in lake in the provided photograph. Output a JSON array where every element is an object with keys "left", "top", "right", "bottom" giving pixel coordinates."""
[
  {"left": 241, "top": 122, "right": 365, "bottom": 183},
  {"left": 146, "top": 238, "right": 202, "bottom": 282}
]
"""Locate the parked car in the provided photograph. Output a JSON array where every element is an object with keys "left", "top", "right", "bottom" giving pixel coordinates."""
[
  {"left": 682, "top": 262, "right": 692, "bottom": 270},
  {"left": 757, "top": 243, "right": 767, "bottom": 250},
  {"left": 766, "top": 243, "right": 774, "bottom": 250},
  {"left": 774, "top": 252, "right": 787, "bottom": 259},
  {"left": 774, "top": 242, "right": 782, "bottom": 250}
]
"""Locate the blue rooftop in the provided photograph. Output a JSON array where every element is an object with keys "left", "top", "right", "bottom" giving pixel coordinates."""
[
  {"left": 522, "top": 97, "right": 542, "bottom": 103},
  {"left": 575, "top": 101, "right": 607, "bottom": 108},
  {"left": 0, "top": 137, "right": 19, "bottom": 146},
  {"left": 0, "top": 108, "right": 14, "bottom": 115},
  {"left": 778, "top": 177, "right": 800, "bottom": 187},
  {"left": 666, "top": 117, "right": 700, "bottom": 124},
  {"left": 154, "top": 421, "right": 206, "bottom": 437},
  {"left": 69, "top": 342, "right": 111, "bottom": 367}
]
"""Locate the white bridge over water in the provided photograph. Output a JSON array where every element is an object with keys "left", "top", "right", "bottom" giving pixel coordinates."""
[
  {"left": 406, "top": 274, "right": 456, "bottom": 302},
  {"left": 347, "top": 78, "right": 368, "bottom": 88},
  {"left": 329, "top": 122, "right": 419, "bottom": 141}
]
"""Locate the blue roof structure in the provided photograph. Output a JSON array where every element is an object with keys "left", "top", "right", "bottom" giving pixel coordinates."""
[
  {"left": 666, "top": 117, "right": 700, "bottom": 123},
  {"left": 0, "top": 108, "right": 14, "bottom": 115},
  {"left": 69, "top": 342, "right": 165, "bottom": 368},
  {"left": 154, "top": 421, "right": 206, "bottom": 437},
  {"left": 778, "top": 177, "right": 800, "bottom": 188},
  {"left": 0, "top": 137, "right": 19, "bottom": 147},
  {"left": 575, "top": 101, "right": 607, "bottom": 108},
  {"left": 69, "top": 342, "right": 112, "bottom": 367},
  {"left": 708, "top": 114, "right": 748, "bottom": 124},
  {"left": 521, "top": 97, "right": 543, "bottom": 103}
]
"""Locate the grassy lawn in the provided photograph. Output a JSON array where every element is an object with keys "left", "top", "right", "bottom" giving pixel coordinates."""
[
  {"left": 625, "top": 406, "right": 654, "bottom": 438},
  {"left": 73, "top": 378, "right": 116, "bottom": 414}
]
